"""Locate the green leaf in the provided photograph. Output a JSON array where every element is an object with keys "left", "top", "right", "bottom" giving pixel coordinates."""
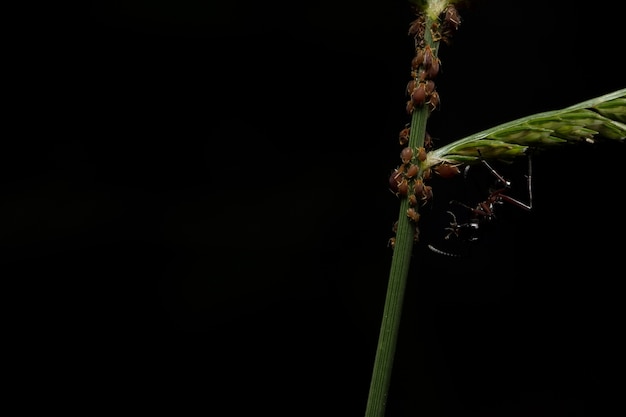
[{"left": 425, "top": 88, "right": 626, "bottom": 169}]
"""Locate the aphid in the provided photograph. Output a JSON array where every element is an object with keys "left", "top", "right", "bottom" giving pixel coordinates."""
[
  {"left": 400, "top": 146, "right": 414, "bottom": 164},
  {"left": 414, "top": 179, "right": 433, "bottom": 205},
  {"left": 434, "top": 163, "right": 461, "bottom": 178},
  {"left": 399, "top": 126, "right": 410, "bottom": 145},
  {"left": 410, "top": 82, "right": 426, "bottom": 106},
  {"left": 422, "top": 184, "right": 433, "bottom": 203},
  {"left": 428, "top": 91, "right": 440, "bottom": 112},
  {"left": 410, "top": 55, "right": 420, "bottom": 71},
  {"left": 396, "top": 178, "right": 409, "bottom": 197},
  {"left": 408, "top": 14, "right": 425, "bottom": 38},
  {"left": 422, "top": 45, "right": 433, "bottom": 70},
  {"left": 441, "top": 4, "right": 462, "bottom": 44},
  {"left": 417, "top": 146, "right": 427, "bottom": 162},
  {"left": 406, "top": 79, "right": 417, "bottom": 95},
  {"left": 413, "top": 178, "right": 425, "bottom": 197},
  {"left": 388, "top": 237, "right": 396, "bottom": 249},
  {"left": 408, "top": 194, "right": 418, "bottom": 206},
  {"left": 406, "top": 99, "right": 415, "bottom": 115},
  {"left": 424, "top": 80, "right": 436, "bottom": 96},
  {"left": 405, "top": 164, "right": 419, "bottom": 179},
  {"left": 425, "top": 57, "right": 440, "bottom": 79},
  {"left": 412, "top": 50, "right": 424, "bottom": 69},
  {"left": 407, "top": 207, "right": 420, "bottom": 223},
  {"left": 424, "top": 131, "right": 433, "bottom": 149},
  {"left": 388, "top": 166, "right": 405, "bottom": 193},
  {"left": 443, "top": 4, "right": 461, "bottom": 32},
  {"left": 430, "top": 21, "right": 442, "bottom": 42}
]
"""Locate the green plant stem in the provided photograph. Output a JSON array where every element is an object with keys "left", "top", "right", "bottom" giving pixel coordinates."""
[{"left": 364, "top": 17, "right": 439, "bottom": 417}]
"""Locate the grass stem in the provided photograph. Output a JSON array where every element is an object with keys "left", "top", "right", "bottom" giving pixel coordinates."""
[{"left": 363, "top": 14, "right": 440, "bottom": 417}]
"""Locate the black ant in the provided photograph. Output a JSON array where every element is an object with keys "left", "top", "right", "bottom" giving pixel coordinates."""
[{"left": 428, "top": 151, "right": 533, "bottom": 256}]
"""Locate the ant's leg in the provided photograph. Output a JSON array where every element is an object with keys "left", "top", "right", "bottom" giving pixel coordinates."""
[
  {"left": 449, "top": 199, "right": 472, "bottom": 211},
  {"left": 476, "top": 149, "right": 511, "bottom": 188},
  {"left": 496, "top": 154, "right": 533, "bottom": 211},
  {"left": 525, "top": 153, "right": 533, "bottom": 210}
]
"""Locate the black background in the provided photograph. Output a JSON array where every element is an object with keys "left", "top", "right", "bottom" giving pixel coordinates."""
[{"left": 4, "top": 1, "right": 625, "bottom": 416}]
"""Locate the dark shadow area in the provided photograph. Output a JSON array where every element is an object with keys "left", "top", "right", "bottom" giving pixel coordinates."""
[{"left": 4, "top": 1, "right": 624, "bottom": 415}]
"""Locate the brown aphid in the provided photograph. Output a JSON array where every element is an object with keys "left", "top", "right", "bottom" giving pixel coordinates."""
[
  {"left": 408, "top": 194, "right": 418, "bottom": 206},
  {"left": 434, "top": 163, "right": 461, "bottom": 178},
  {"left": 407, "top": 208, "right": 421, "bottom": 223},
  {"left": 399, "top": 126, "right": 410, "bottom": 145},
  {"left": 406, "top": 79, "right": 416, "bottom": 95},
  {"left": 388, "top": 237, "right": 396, "bottom": 249},
  {"left": 400, "top": 146, "right": 414, "bottom": 164},
  {"left": 443, "top": 4, "right": 461, "bottom": 32},
  {"left": 428, "top": 91, "right": 440, "bottom": 112},
  {"left": 417, "top": 146, "right": 427, "bottom": 162},
  {"left": 405, "top": 164, "right": 419, "bottom": 179},
  {"left": 424, "top": 80, "right": 435, "bottom": 96},
  {"left": 424, "top": 131, "right": 433, "bottom": 149},
  {"left": 411, "top": 55, "right": 421, "bottom": 71},
  {"left": 412, "top": 50, "right": 424, "bottom": 69},
  {"left": 422, "top": 185, "right": 433, "bottom": 202},
  {"left": 413, "top": 178, "right": 425, "bottom": 197},
  {"left": 408, "top": 14, "right": 425, "bottom": 37},
  {"left": 388, "top": 166, "right": 404, "bottom": 193},
  {"left": 396, "top": 178, "right": 409, "bottom": 197},
  {"left": 410, "top": 82, "right": 426, "bottom": 106},
  {"left": 430, "top": 21, "right": 442, "bottom": 42},
  {"left": 422, "top": 45, "right": 433, "bottom": 69},
  {"left": 406, "top": 99, "right": 415, "bottom": 115},
  {"left": 425, "top": 57, "right": 440, "bottom": 79}
]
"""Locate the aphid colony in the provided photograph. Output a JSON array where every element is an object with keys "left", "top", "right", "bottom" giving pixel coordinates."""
[
  {"left": 388, "top": 4, "right": 461, "bottom": 249},
  {"left": 405, "top": 3, "right": 460, "bottom": 116}
]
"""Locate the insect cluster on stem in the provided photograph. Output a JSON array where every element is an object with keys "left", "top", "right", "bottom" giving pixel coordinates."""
[{"left": 388, "top": 3, "right": 462, "bottom": 250}]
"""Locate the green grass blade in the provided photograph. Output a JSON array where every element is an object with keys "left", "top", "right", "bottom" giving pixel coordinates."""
[{"left": 425, "top": 88, "right": 626, "bottom": 168}]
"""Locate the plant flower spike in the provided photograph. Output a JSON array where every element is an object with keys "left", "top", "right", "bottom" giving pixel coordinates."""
[{"left": 365, "top": 1, "right": 626, "bottom": 416}]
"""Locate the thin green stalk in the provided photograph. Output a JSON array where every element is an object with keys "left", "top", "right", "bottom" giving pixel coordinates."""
[
  {"left": 364, "top": 1, "right": 624, "bottom": 416},
  {"left": 364, "top": 14, "right": 440, "bottom": 417}
]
